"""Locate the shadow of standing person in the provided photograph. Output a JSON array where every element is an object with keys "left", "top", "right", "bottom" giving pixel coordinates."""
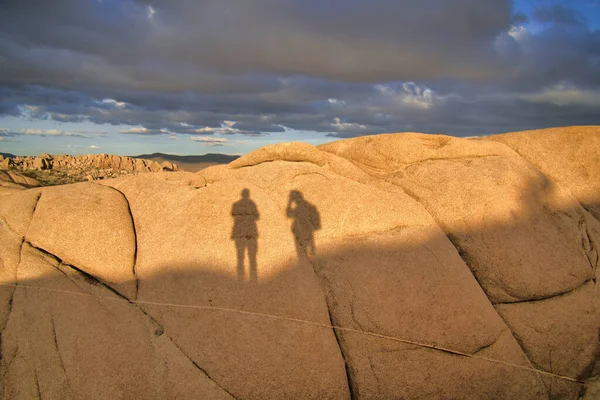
[
  {"left": 231, "top": 189, "right": 259, "bottom": 282},
  {"left": 286, "top": 190, "right": 320, "bottom": 261}
]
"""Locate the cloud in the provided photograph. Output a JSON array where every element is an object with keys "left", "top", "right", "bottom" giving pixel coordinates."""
[
  {"left": 519, "top": 83, "right": 600, "bottom": 107},
  {"left": 119, "top": 126, "right": 151, "bottom": 134},
  {"left": 89, "top": 145, "right": 100, "bottom": 149},
  {"left": 533, "top": 4, "right": 586, "bottom": 26},
  {"left": 101, "top": 98, "right": 127, "bottom": 108},
  {"left": 190, "top": 136, "right": 229, "bottom": 146},
  {"left": 0, "top": 128, "right": 89, "bottom": 137},
  {"left": 331, "top": 118, "right": 367, "bottom": 133},
  {"left": 0, "top": 0, "right": 514, "bottom": 87},
  {"left": 0, "top": 1, "right": 599, "bottom": 140}
]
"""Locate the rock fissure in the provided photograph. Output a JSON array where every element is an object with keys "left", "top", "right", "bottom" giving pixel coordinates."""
[
  {"left": 580, "top": 218, "right": 598, "bottom": 282},
  {"left": 163, "top": 336, "right": 237, "bottom": 399},
  {"left": 33, "top": 363, "right": 42, "bottom": 400},
  {"left": 0, "top": 342, "right": 19, "bottom": 382},
  {"left": 0, "top": 237, "right": 23, "bottom": 339},
  {"left": 292, "top": 171, "right": 331, "bottom": 181},
  {"left": 49, "top": 312, "right": 68, "bottom": 380},
  {"left": 302, "top": 252, "right": 356, "bottom": 399},
  {"left": 439, "top": 235, "right": 546, "bottom": 383},
  {"left": 367, "top": 355, "right": 383, "bottom": 394},
  {"left": 36, "top": 247, "right": 236, "bottom": 399},
  {"left": 0, "top": 288, "right": 15, "bottom": 347},
  {"left": 231, "top": 158, "right": 324, "bottom": 169},
  {"left": 494, "top": 279, "right": 592, "bottom": 306},
  {"left": 102, "top": 185, "right": 139, "bottom": 300},
  {"left": 472, "top": 329, "right": 506, "bottom": 355},
  {"left": 330, "top": 308, "right": 357, "bottom": 400},
  {"left": 492, "top": 314, "right": 556, "bottom": 399},
  {"left": 403, "top": 154, "right": 504, "bottom": 171},
  {"left": 23, "top": 191, "right": 42, "bottom": 240}
]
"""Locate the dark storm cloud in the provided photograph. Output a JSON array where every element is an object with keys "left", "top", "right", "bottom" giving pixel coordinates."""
[
  {"left": 0, "top": 0, "right": 514, "bottom": 89},
  {"left": 0, "top": 0, "right": 599, "bottom": 138},
  {"left": 533, "top": 3, "right": 586, "bottom": 26}
]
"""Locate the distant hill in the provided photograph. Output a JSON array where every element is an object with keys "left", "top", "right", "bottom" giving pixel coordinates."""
[
  {"left": 133, "top": 153, "right": 240, "bottom": 172},
  {"left": 134, "top": 153, "right": 239, "bottom": 163},
  {"left": 0, "top": 152, "right": 16, "bottom": 159}
]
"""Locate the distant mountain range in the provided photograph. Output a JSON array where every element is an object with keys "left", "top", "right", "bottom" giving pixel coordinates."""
[
  {"left": 133, "top": 152, "right": 240, "bottom": 172},
  {"left": 0, "top": 152, "right": 238, "bottom": 172},
  {"left": 133, "top": 152, "right": 239, "bottom": 164}
]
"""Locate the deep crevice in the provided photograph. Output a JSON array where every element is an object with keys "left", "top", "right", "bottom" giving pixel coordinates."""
[
  {"left": 165, "top": 336, "right": 237, "bottom": 399},
  {"left": 104, "top": 185, "right": 139, "bottom": 300},
  {"left": 489, "top": 311, "right": 555, "bottom": 399},
  {"left": 38, "top": 248, "right": 235, "bottom": 399},
  {"left": 292, "top": 171, "right": 331, "bottom": 181},
  {"left": 302, "top": 251, "right": 356, "bottom": 400},
  {"left": 49, "top": 313, "right": 67, "bottom": 375},
  {"left": 329, "top": 305, "right": 357, "bottom": 400},
  {"left": 494, "top": 278, "right": 593, "bottom": 307},
  {"left": 230, "top": 158, "right": 325, "bottom": 170},
  {"left": 33, "top": 364, "right": 42, "bottom": 400},
  {"left": 441, "top": 234, "right": 549, "bottom": 393},
  {"left": 579, "top": 215, "right": 599, "bottom": 282},
  {"left": 471, "top": 329, "right": 505, "bottom": 355}
]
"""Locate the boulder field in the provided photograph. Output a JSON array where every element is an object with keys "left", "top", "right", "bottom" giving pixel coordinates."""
[{"left": 0, "top": 126, "right": 598, "bottom": 399}]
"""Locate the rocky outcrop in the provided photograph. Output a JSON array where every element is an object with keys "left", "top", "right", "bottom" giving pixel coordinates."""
[
  {"left": 10, "top": 153, "right": 179, "bottom": 173},
  {"left": 2, "top": 153, "right": 180, "bottom": 187},
  {"left": 0, "top": 170, "right": 41, "bottom": 194},
  {"left": 0, "top": 126, "right": 598, "bottom": 399}
]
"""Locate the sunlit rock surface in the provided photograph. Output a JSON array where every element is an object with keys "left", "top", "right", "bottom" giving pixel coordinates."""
[{"left": 0, "top": 126, "right": 599, "bottom": 399}]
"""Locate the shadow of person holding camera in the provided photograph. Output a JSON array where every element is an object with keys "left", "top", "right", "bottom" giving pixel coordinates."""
[{"left": 286, "top": 190, "right": 320, "bottom": 261}]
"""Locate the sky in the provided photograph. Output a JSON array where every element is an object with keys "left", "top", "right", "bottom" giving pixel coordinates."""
[{"left": 1, "top": 0, "right": 599, "bottom": 156}]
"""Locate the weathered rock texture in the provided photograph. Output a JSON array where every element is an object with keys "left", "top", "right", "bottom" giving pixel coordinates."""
[
  {"left": 2, "top": 153, "right": 180, "bottom": 187},
  {"left": 0, "top": 126, "right": 599, "bottom": 399},
  {"left": 0, "top": 170, "right": 41, "bottom": 194}
]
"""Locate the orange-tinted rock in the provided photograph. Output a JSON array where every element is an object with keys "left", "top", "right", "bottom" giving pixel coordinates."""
[{"left": 0, "top": 127, "right": 598, "bottom": 399}]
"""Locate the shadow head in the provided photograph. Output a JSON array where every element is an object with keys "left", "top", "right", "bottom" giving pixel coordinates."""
[{"left": 289, "top": 190, "right": 303, "bottom": 201}]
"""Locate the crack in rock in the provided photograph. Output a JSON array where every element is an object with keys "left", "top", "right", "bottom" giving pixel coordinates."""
[
  {"left": 302, "top": 252, "right": 355, "bottom": 399},
  {"left": 25, "top": 243, "right": 235, "bottom": 399},
  {"left": 103, "top": 185, "right": 139, "bottom": 300}
]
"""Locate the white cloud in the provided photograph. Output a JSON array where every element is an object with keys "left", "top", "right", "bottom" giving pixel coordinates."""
[
  {"left": 194, "top": 121, "right": 242, "bottom": 135},
  {"left": 508, "top": 26, "right": 529, "bottom": 42},
  {"left": 190, "top": 136, "right": 229, "bottom": 145},
  {"left": 89, "top": 145, "right": 100, "bottom": 149},
  {"left": 101, "top": 98, "right": 127, "bottom": 108},
  {"left": 375, "top": 82, "right": 441, "bottom": 110},
  {"left": 331, "top": 117, "right": 367, "bottom": 132},
  {"left": 328, "top": 98, "right": 347, "bottom": 106},
  {"left": 18, "top": 129, "right": 87, "bottom": 137},
  {"left": 147, "top": 5, "right": 156, "bottom": 19},
  {"left": 120, "top": 126, "right": 150, "bottom": 134},
  {"left": 520, "top": 83, "right": 600, "bottom": 107}
]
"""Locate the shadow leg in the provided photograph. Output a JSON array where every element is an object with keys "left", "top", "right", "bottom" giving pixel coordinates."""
[
  {"left": 235, "top": 239, "right": 245, "bottom": 280},
  {"left": 248, "top": 238, "right": 258, "bottom": 282}
]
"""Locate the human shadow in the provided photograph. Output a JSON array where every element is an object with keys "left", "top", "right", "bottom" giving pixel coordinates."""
[
  {"left": 231, "top": 189, "right": 259, "bottom": 281},
  {"left": 286, "top": 190, "right": 321, "bottom": 261}
]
